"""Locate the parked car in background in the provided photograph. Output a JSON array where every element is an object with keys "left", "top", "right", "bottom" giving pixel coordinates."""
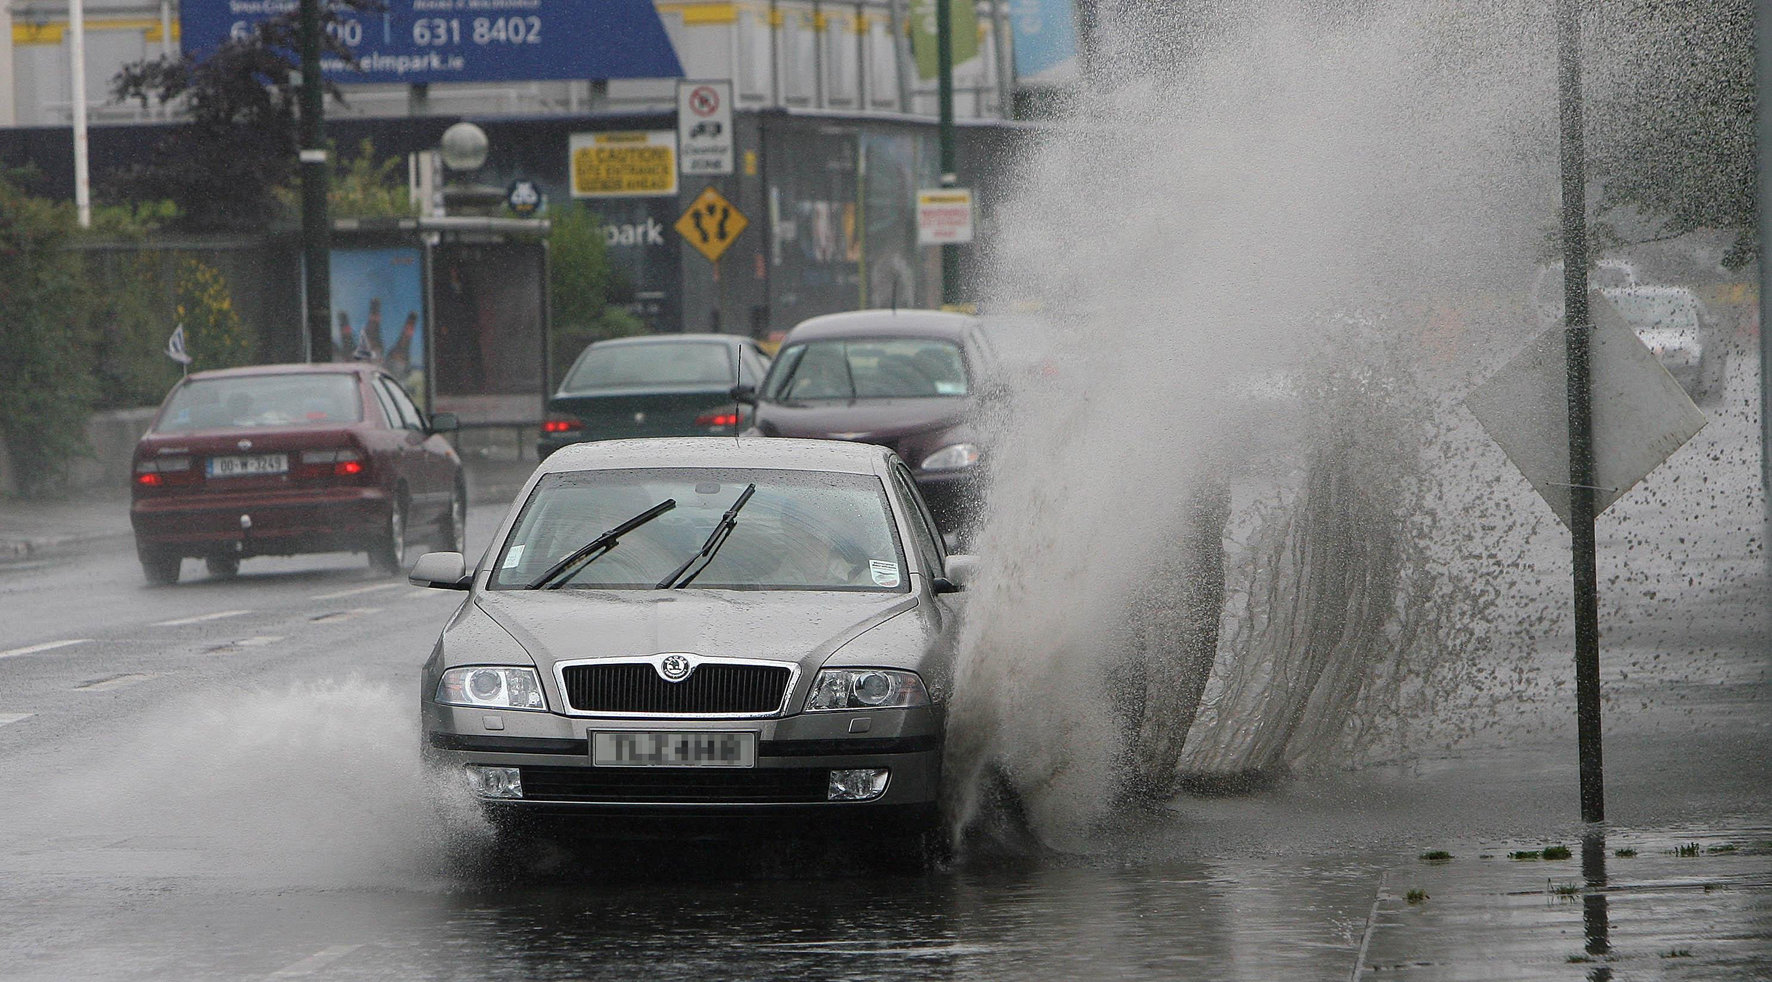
[
  {"left": 1595, "top": 285, "right": 1729, "bottom": 404},
  {"left": 130, "top": 363, "right": 464, "bottom": 585},
  {"left": 415, "top": 437, "right": 972, "bottom": 855},
  {"left": 538, "top": 334, "right": 771, "bottom": 459},
  {"left": 741, "top": 310, "right": 1000, "bottom": 536}
]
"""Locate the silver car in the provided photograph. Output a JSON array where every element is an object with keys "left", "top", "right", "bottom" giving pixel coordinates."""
[{"left": 414, "top": 437, "right": 972, "bottom": 847}]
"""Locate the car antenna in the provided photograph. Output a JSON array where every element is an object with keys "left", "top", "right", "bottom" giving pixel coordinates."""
[{"left": 890, "top": 280, "right": 898, "bottom": 314}]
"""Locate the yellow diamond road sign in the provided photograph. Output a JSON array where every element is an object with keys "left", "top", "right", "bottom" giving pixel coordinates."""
[{"left": 675, "top": 186, "right": 749, "bottom": 263}]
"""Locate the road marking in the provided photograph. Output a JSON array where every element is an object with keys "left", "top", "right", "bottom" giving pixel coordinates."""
[
  {"left": 0, "top": 713, "right": 32, "bottom": 728},
  {"left": 74, "top": 673, "right": 157, "bottom": 692},
  {"left": 268, "top": 944, "right": 363, "bottom": 977},
  {"left": 309, "top": 582, "right": 402, "bottom": 602},
  {"left": 0, "top": 639, "right": 91, "bottom": 660},
  {"left": 152, "top": 609, "right": 251, "bottom": 627},
  {"left": 310, "top": 607, "right": 382, "bottom": 624},
  {"left": 206, "top": 635, "right": 285, "bottom": 654}
]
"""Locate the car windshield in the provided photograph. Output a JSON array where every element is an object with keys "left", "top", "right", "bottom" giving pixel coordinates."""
[
  {"left": 154, "top": 374, "right": 362, "bottom": 432},
  {"left": 561, "top": 342, "right": 734, "bottom": 392},
  {"left": 488, "top": 467, "right": 907, "bottom": 592},
  {"left": 763, "top": 338, "right": 969, "bottom": 400}
]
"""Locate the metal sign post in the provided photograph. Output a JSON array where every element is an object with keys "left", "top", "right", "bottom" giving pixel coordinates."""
[
  {"left": 299, "top": 0, "right": 332, "bottom": 362},
  {"left": 1558, "top": 0, "right": 1603, "bottom": 824}
]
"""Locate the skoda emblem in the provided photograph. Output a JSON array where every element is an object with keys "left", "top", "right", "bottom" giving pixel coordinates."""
[
  {"left": 237, "top": 439, "right": 253, "bottom": 450},
  {"left": 634, "top": 411, "right": 647, "bottom": 425},
  {"left": 658, "top": 654, "right": 692, "bottom": 682}
]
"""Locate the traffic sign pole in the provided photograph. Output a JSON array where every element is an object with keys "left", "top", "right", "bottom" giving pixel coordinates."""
[{"left": 1558, "top": 0, "right": 1604, "bottom": 825}]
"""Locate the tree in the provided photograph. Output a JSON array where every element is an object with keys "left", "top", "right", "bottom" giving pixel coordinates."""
[
  {"left": 547, "top": 205, "right": 646, "bottom": 389},
  {"left": 110, "top": 2, "right": 381, "bottom": 232},
  {"left": 0, "top": 174, "right": 96, "bottom": 496},
  {"left": 1586, "top": 0, "right": 1755, "bottom": 267}
]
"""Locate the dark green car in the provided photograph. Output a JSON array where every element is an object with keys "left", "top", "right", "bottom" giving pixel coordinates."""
[{"left": 538, "top": 334, "right": 771, "bottom": 459}]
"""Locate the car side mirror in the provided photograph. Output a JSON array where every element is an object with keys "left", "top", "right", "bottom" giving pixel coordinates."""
[
  {"left": 409, "top": 551, "right": 470, "bottom": 590},
  {"left": 934, "top": 554, "right": 978, "bottom": 594},
  {"left": 429, "top": 412, "right": 460, "bottom": 434},
  {"left": 730, "top": 383, "right": 758, "bottom": 405}
]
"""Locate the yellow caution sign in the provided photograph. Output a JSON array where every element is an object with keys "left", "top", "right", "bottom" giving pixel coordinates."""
[
  {"left": 569, "top": 131, "right": 678, "bottom": 198},
  {"left": 675, "top": 186, "right": 749, "bottom": 263}
]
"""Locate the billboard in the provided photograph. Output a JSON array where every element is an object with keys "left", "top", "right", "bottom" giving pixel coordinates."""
[
  {"left": 181, "top": 1, "right": 683, "bottom": 86},
  {"left": 329, "top": 247, "right": 427, "bottom": 404},
  {"left": 1009, "top": 0, "right": 1079, "bottom": 84}
]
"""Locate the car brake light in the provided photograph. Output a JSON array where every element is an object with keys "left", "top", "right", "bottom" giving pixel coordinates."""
[
  {"left": 136, "top": 473, "right": 163, "bottom": 486},
  {"left": 542, "top": 419, "right": 583, "bottom": 434},
  {"left": 696, "top": 412, "right": 741, "bottom": 427},
  {"left": 335, "top": 459, "right": 364, "bottom": 476}
]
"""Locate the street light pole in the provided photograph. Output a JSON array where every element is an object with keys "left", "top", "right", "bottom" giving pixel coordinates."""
[
  {"left": 936, "top": 0, "right": 959, "bottom": 306},
  {"left": 1558, "top": 0, "right": 1604, "bottom": 825},
  {"left": 299, "top": 0, "right": 333, "bottom": 362}
]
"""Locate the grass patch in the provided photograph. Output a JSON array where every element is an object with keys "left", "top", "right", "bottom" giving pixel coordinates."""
[
  {"left": 1550, "top": 880, "right": 1583, "bottom": 896},
  {"left": 1541, "top": 845, "right": 1573, "bottom": 860},
  {"left": 1707, "top": 843, "right": 1737, "bottom": 854},
  {"left": 1614, "top": 848, "right": 1637, "bottom": 858},
  {"left": 1673, "top": 842, "right": 1702, "bottom": 857},
  {"left": 1567, "top": 954, "right": 1595, "bottom": 964},
  {"left": 1419, "top": 850, "right": 1453, "bottom": 863},
  {"left": 1405, "top": 889, "right": 1429, "bottom": 904},
  {"left": 1509, "top": 850, "right": 1542, "bottom": 861},
  {"left": 1662, "top": 948, "right": 1692, "bottom": 959},
  {"left": 1478, "top": 853, "right": 1494, "bottom": 859}
]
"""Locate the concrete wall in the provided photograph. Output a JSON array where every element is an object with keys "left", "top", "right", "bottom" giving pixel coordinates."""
[{"left": 66, "top": 406, "right": 158, "bottom": 494}]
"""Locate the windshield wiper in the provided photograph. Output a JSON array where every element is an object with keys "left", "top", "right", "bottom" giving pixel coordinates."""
[
  {"left": 656, "top": 484, "right": 756, "bottom": 589},
  {"left": 527, "top": 499, "right": 676, "bottom": 590}
]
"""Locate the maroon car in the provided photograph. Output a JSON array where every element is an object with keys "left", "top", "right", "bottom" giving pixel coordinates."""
[
  {"left": 130, "top": 363, "right": 464, "bottom": 585},
  {"left": 742, "top": 310, "right": 999, "bottom": 535}
]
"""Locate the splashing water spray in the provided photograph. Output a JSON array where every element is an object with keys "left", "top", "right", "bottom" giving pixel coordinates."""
[{"left": 943, "top": 1, "right": 1574, "bottom": 842}]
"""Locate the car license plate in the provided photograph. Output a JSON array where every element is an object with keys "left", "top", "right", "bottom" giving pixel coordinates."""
[
  {"left": 591, "top": 731, "right": 756, "bottom": 768},
  {"left": 205, "top": 454, "right": 288, "bottom": 478}
]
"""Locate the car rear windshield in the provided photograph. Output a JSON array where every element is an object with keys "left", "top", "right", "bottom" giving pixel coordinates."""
[
  {"left": 489, "top": 467, "right": 908, "bottom": 593},
  {"left": 154, "top": 374, "right": 362, "bottom": 432},
  {"left": 763, "top": 338, "right": 969, "bottom": 400},
  {"left": 561, "top": 342, "right": 734, "bottom": 392}
]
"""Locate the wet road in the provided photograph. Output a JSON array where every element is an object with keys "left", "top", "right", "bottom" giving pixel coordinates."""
[{"left": 0, "top": 471, "right": 1767, "bottom": 980}]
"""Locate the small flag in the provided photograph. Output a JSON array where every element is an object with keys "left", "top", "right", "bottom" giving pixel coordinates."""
[
  {"left": 352, "top": 318, "right": 375, "bottom": 362},
  {"left": 166, "top": 324, "right": 193, "bottom": 365}
]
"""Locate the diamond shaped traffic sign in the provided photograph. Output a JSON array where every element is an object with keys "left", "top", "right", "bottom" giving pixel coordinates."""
[
  {"left": 1464, "top": 311, "right": 1707, "bottom": 527},
  {"left": 674, "top": 186, "right": 748, "bottom": 263}
]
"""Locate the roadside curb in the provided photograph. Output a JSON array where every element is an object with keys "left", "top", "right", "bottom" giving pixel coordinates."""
[{"left": 0, "top": 527, "right": 133, "bottom": 564}]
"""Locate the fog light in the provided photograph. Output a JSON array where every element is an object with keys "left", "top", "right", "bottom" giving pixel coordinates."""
[
  {"left": 828, "top": 768, "right": 890, "bottom": 801},
  {"left": 464, "top": 765, "right": 523, "bottom": 799}
]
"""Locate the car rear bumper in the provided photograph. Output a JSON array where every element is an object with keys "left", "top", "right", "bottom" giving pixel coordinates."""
[{"left": 131, "top": 486, "right": 389, "bottom": 557}]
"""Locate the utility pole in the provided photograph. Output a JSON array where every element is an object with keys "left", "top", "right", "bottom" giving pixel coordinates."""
[
  {"left": 1758, "top": 0, "right": 1771, "bottom": 582},
  {"left": 70, "top": 0, "right": 90, "bottom": 228},
  {"left": 1558, "top": 0, "right": 1604, "bottom": 825},
  {"left": 299, "top": 0, "right": 333, "bottom": 362},
  {"left": 936, "top": 0, "right": 959, "bottom": 305}
]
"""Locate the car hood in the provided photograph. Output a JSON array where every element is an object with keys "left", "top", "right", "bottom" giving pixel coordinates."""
[{"left": 473, "top": 588, "right": 919, "bottom": 674}]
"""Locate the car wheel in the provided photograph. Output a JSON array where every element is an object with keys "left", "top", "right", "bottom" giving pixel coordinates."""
[
  {"left": 369, "top": 496, "right": 408, "bottom": 575},
  {"left": 205, "top": 553, "right": 240, "bottom": 579},
  {"left": 436, "top": 481, "right": 467, "bottom": 553},
  {"left": 139, "top": 547, "right": 181, "bottom": 586}
]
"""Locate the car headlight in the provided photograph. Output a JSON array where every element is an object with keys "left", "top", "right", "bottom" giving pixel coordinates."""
[
  {"left": 437, "top": 666, "right": 547, "bottom": 711},
  {"left": 920, "top": 443, "right": 980, "bottom": 472},
  {"left": 805, "top": 669, "right": 930, "bottom": 711}
]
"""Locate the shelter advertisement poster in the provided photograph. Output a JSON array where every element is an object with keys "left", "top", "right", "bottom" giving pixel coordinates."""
[
  {"left": 329, "top": 247, "right": 427, "bottom": 406},
  {"left": 431, "top": 242, "right": 545, "bottom": 412},
  {"left": 180, "top": 0, "right": 683, "bottom": 85}
]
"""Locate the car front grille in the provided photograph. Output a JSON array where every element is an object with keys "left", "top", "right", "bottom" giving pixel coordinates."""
[
  {"left": 560, "top": 662, "right": 792, "bottom": 715},
  {"left": 518, "top": 765, "right": 828, "bottom": 804}
]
